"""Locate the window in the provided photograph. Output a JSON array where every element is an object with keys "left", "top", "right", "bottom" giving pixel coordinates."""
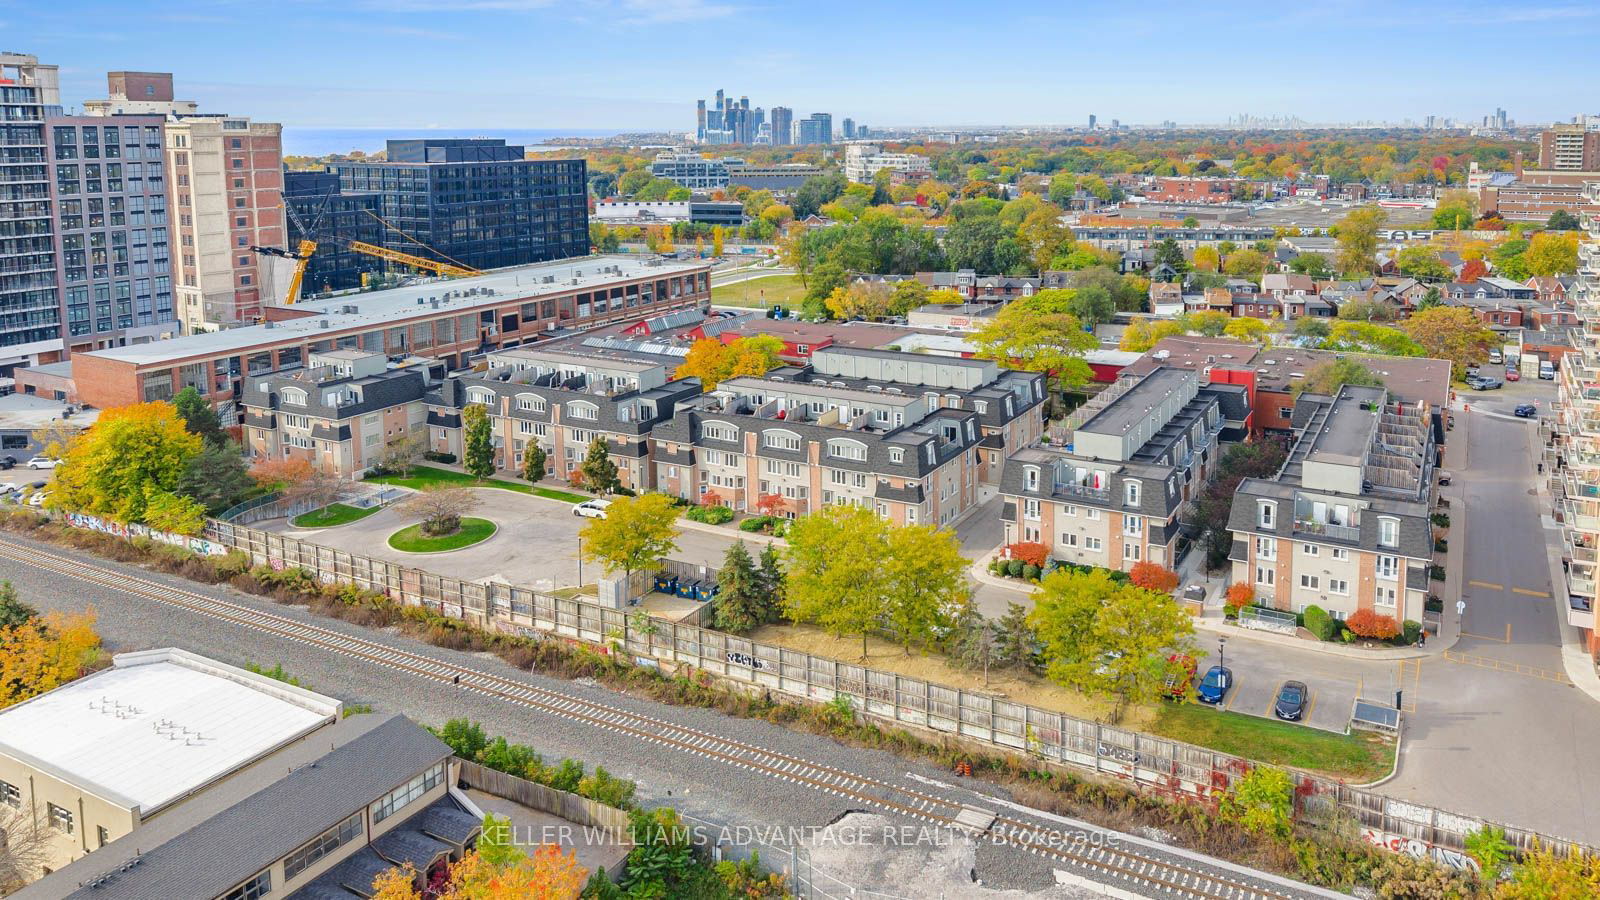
[
  {"left": 1300, "top": 574, "right": 1320, "bottom": 590},
  {"left": 0, "top": 780, "right": 18, "bottom": 808},
  {"left": 1376, "top": 585, "right": 1398, "bottom": 607},
  {"left": 1124, "top": 542, "right": 1141, "bottom": 561},
  {"left": 1256, "top": 565, "right": 1275, "bottom": 586},
  {"left": 1084, "top": 536, "right": 1103, "bottom": 552},
  {"left": 827, "top": 439, "right": 867, "bottom": 461},
  {"left": 763, "top": 429, "right": 801, "bottom": 451},
  {"left": 1378, "top": 517, "right": 1399, "bottom": 549},
  {"left": 220, "top": 870, "right": 272, "bottom": 900},
  {"left": 1063, "top": 505, "right": 1077, "bottom": 517},
  {"left": 1258, "top": 500, "right": 1276, "bottom": 529},
  {"left": 47, "top": 803, "right": 74, "bottom": 833},
  {"left": 1376, "top": 555, "right": 1399, "bottom": 579},
  {"left": 98, "top": 825, "right": 110, "bottom": 848},
  {"left": 1060, "top": 532, "right": 1079, "bottom": 547},
  {"left": 1255, "top": 537, "right": 1276, "bottom": 560},
  {"left": 281, "top": 387, "right": 307, "bottom": 406},
  {"left": 1331, "top": 548, "right": 1349, "bottom": 561},
  {"left": 371, "top": 763, "right": 445, "bottom": 824},
  {"left": 1086, "top": 507, "right": 1101, "bottom": 521},
  {"left": 516, "top": 394, "right": 546, "bottom": 413},
  {"left": 1123, "top": 514, "right": 1142, "bottom": 537},
  {"left": 1024, "top": 466, "right": 1040, "bottom": 491},
  {"left": 1327, "top": 578, "right": 1349, "bottom": 595},
  {"left": 284, "top": 813, "right": 363, "bottom": 879},
  {"left": 1301, "top": 543, "right": 1319, "bottom": 557},
  {"left": 703, "top": 422, "right": 737, "bottom": 442},
  {"left": 889, "top": 447, "right": 904, "bottom": 464},
  {"left": 1279, "top": 406, "right": 1292, "bottom": 419},
  {"left": 1124, "top": 480, "right": 1140, "bottom": 507},
  {"left": 1024, "top": 498, "right": 1040, "bottom": 519},
  {"left": 567, "top": 401, "right": 598, "bottom": 421}
]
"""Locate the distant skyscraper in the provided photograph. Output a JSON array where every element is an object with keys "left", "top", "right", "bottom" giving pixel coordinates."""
[
  {"left": 770, "top": 107, "right": 793, "bottom": 146},
  {"left": 696, "top": 99, "right": 706, "bottom": 141},
  {"left": 1088, "top": 114, "right": 1097, "bottom": 130},
  {"left": 797, "top": 113, "right": 833, "bottom": 145},
  {"left": 0, "top": 52, "right": 59, "bottom": 361},
  {"left": 857, "top": 124, "right": 869, "bottom": 138},
  {"left": 842, "top": 118, "right": 855, "bottom": 139}
]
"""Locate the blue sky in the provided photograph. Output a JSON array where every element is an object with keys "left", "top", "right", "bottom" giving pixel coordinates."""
[{"left": 8, "top": 0, "right": 1599, "bottom": 144}]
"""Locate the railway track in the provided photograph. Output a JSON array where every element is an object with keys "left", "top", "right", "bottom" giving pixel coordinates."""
[{"left": 0, "top": 537, "right": 1320, "bottom": 899}]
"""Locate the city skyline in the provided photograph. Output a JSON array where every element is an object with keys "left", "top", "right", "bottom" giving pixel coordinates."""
[{"left": 13, "top": 0, "right": 1600, "bottom": 136}]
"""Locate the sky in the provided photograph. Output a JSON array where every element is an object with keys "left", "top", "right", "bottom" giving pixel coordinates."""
[{"left": 8, "top": 0, "right": 1599, "bottom": 149}]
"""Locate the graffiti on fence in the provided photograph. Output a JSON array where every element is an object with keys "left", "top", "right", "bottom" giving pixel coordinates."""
[
  {"left": 65, "top": 511, "right": 226, "bottom": 557},
  {"left": 1362, "top": 829, "right": 1479, "bottom": 872},
  {"left": 726, "top": 650, "right": 770, "bottom": 671}
]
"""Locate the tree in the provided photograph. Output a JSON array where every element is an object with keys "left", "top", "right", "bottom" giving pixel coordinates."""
[
  {"left": 783, "top": 506, "right": 889, "bottom": 658},
  {"left": 1293, "top": 316, "right": 1331, "bottom": 341},
  {"left": 1219, "top": 767, "right": 1294, "bottom": 840},
  {"left": 970, "top": 302, "right": 1096, "bottom": 392},
  {"left": 380, "top": 434, "right": 425, "bottom": 477},
  {"left": 1152, "top": 238, "right": 1187, "bottom": 276},
  {"left": 674, "top": 335, "right": 783, "bottom": 391},
  {"left": 1128, "top": 561, "right": 1180, "bottom": 594},
  {"left": 579, "top": 438, "right": 622, "bottom": 495},
  {"left": 1335, "top": 206, "right": 1387, "bottom": 275},
  {"left": 1, "top": 610, "right": 101, "bottom": 710},
  {"left": 1223, "top": 316, "right": 1272, "bottom": 345},
  {"left": 0, "top": 804, "right": 52, "bottom": 896},
  {"left": 945, "top": 217, "right": 1025, "bottom": 275},
  {"left": 1294, "top": 358, "right": 1384, "bottom": 396},
  {"left": 172, "top": 386, "right": 226, "bottom": 448},
  {"left": 371, "top": 844, "right": 588, "bottom": 899},
  {"left": 1395, "top": 246, "right": 1453, "bottom": 281},
  {"left": 1119, "top": 318, "right": 1184, "bottom": 352},
  {"left": 1338, "top": 297, "right": 1394, "bottom": 322},
  {"left": 1525, "top": 232, "right": 1579, "bottom": 276},
  {"left": 1491, "top": 238, "right": 1530, "bottom": 280},
  {"left": 177, "top": 441, "right": 255, "bottom": 515},
  {"left": 991, "top": 601, "right": 1041, "bottom": 674},
  {"left": 1187, "top": 310, "right": 1230, "bottom": 337},
  {"left": 793, "top": 172, "right": 847, "bottom": 218},
  {"left": 1030, "top": 569, "right": 1196, "bottom": 717},
  {"left": 401, "top": 486, "right": 480, "bottom": 536},
  {"left": 1547, "top": 209, "right": 1581, "bottom": 230},
  {"left": 711, "top": 224, "right": 725, "bottom": 257},
  {"left": 521, "top": 443, "right": 547, "bottom": 482},
  {"left": 1017, "top": 204, "right": 1072, "bottom": 272},
  {"left": 1190, "top": 245, "right": 1220, "bottom": 272},
  {"left": 755, "top": 542, "right": 786, "bottom": 625},
  {"left": 250, "top": 456, "right": 313, "bottom": 492},
  {"left": 48, "top": 401, "right": 203, "bottom": 528},
  {"left": 581, "top": 493, "right": 680, "bottom": 594},
  {"left": 712, "top": 541, "right": 764, "bottom": 634},
  {"left": 1462, "top": 825, "right": 1514, "bottom": 880},
  {"left": 881, "top": 524, "right": 968, "bottom": 654},
  {"left": 282, "top": 465, "right": 351, "bottom": 513},
  {"left": 1418, "top": 285, "right": 1442, "bottom": 310},
  {"left": 824, "top": 281, "right": 892, "bottom": 320},
  {"left": 1324, "top": 322, "right": 1424, "bottom": 357},
  {"left": 1501, "top": 841, "right": 1600, "bottom": 897},
  {"left": 0, "top": 582, "right": 36, "bottom": 630},
  {"left": 1458, "top": 258, "right": 1488, "bottom": 283},
  {"left": 434, "top": 718, "right": 490, "bottom": 761},
  {"left": 144, "top": 488, "right": 208, "bottom": 534},
  {"left": 1432, "top": 202, "right": 1475, "bottom": 231},
  {"left": 462, "top": 402, "right": 495, "bottom": 479},
  {"left": 1223, "top": 247, "right": 1269, "bottom": 283},
  {"left": 1402, "top": 306, "right": 1496, "bottom": 376},
  {"left": 887, "top": 279, "right": 929, "bottom": 315},
  {"left": 1287, "top": 252, "right": 1331, "bottom": 278}
]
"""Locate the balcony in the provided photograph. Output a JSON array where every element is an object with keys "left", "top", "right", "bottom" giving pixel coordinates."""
[
  {"left": 1569, "top": 591, "right": 1595, "bottom": 631},
  {"left": 1053, "top": 481, "right": 1110, "bottom": 503},
  {"left": 1293, "top": 518, "right": 1360, "bottom": 543}
]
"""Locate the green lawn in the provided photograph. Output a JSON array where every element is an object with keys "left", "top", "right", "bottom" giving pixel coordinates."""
[
  {"left": 290, "top": 502, "right": 382, "bottom": 529},
  {"left": 387, "top": 517, "right": 497, "bottom": 552},
  {"left": 1152, "top": 702, "right": 1395, "bottom": 782},
  {"left": 365, "top": 465, "right": 588, "bottom": 504},
  {"left": 710, "top": 274, "right": 807, "bottom": 309}
]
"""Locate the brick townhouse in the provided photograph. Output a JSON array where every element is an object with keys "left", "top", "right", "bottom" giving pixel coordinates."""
[
  {"left": 999, "top": 366, "right": 1247, "bottom": 572},
  {"left": 243, "top": 349, "right": 441, "bottom": 477},
  {"left": 426, "top": 345, "right": 700, "bottom": 490},
  {"left": 1228, "top": 384, "right": 1434, "bottom": 626},
  {"left": 650, "top": 347, "right": 1045, "bottom": 524}
]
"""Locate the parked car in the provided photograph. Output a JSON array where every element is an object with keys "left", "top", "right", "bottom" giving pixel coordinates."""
[
  {"left": 27, "top": 491, "right": 48, "bottom": 508},
  {"left": 572, "top": 498, "right": 612, "bottom": 519},
  {"left": 1505, "top": 367, "right": 1520, "bottom": 381},
  {"left": 1540, "top": 361, "right": 1557, "bottom": 380},
  {"left": 0, "top": 456, "right": 14, "bottom": 470},
  {"left": 1514, "top": 404, "right": 1538, "bottom": 418},
  {"left": 1163, "top": 654, "right": 1197, "bottom": 699},
  {"left": 1488, "top": 349, "right": 1503, "bottom": 364},
  {"left": 1469, "top": 377, "right": 1502, "bottom": 391},
  {"left": 1196, "top": 665, "right": 1233, "bottom": 704},
  {"left": 1274, "top": 680, "right": 1309, "bottom": 721},
  {"left": 25, "top": 456, "right": 57, "bottom": 469},
  {"left": 1464, "top": 364, "right": 1480, "bottom": 377},
  {"left": 0, "top": 483, "right": 17, "bottom": 496}
]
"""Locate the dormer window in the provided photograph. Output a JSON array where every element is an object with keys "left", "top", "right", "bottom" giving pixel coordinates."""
[
  {"left": 1378, "top": 516, "right": 1399, "bottom": 548},
  {"left": 1124, "top": 480, "right": 1141, "bottom": 508},
  {"left": 567, "top": 401, "right": 599, "bottom": 421},
  {"left": 516, "top": 394, "right": 546, "bottom": 413},
  {"left": 467, "top": 388, "right": 495, "bottom": 407},
  {"left": 1258, "top": 500, "right": 1276, "bottom": 529},
  {"left": 281, "top": 387, "right": 307, "bottom": 407},
  {"left": 889, "top": 448, "right": 905, "bottom": 464},
  {"left": 1024, "top": 466, "right": 1040, "bottom": 491}
]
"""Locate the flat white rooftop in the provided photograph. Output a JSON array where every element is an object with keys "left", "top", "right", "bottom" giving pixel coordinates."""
[
  {"left": 0, "top": 648, "right": 340, "bottom": 815},
  {"left": 79, "top": 255, "right": 708, "bottom": 367}
]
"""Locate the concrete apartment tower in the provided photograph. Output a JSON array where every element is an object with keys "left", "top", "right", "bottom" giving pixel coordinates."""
[
  {"left": 84, "top": 72, "right": 283, "bottom": 332},
  {"left": 0, "top": 53, "right": 61, "bottom": 368}
]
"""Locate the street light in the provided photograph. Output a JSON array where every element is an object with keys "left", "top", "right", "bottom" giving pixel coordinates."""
[
  {"left": 577, "top": 536, "right": 583, "bottom": 587},
  {"left": 1218, "top": 635, "right": 1226, "bottom": 671}
]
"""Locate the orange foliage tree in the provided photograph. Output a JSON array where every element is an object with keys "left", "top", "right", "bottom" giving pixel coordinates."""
[
  {"left": 1128, "top": 561, "right": 1180, "bottom": 594},
  {"left": 1345, "top": 609, "right": 1400, "bottom": 640},
  {"left": 1005, "top": 541, "right": 1049, "bottom": 568},
  {"left": 371, "top": 846, "right": 588, "bottom": 899},
  {"left": 0, "top": 610, "right": 103, "bottom": 710},
  {"left": 1224, "top": 583, "right": 1254, "bottom": 614},
  {"left": 756, "top": 493, "right": 784, "bottom": 517}
]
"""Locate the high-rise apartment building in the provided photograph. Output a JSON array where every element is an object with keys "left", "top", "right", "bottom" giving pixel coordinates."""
[
  {"left": 842, "top": 118, "right": 855, "bottom": 140},
  {"left": 769, "top": 107, "right": 793, "bottom": 146},
  {"left": 47, "top": 115, "right": 178, "bottom": 353},
  {"left": 0, "top": 53, "right": 61, "bottom": 366},
  {"left": 82, "top": 72, "right": 283, "bottom": 332},
  {"left": 797, "top": 113, "right": 833, "bottom": 145},
  {"left": 326, "top": 139, "right": 587, "bottom": 275},
  {"left": 1539, "top": 124, "right": 1600, "bottom": 172},
  {"left": 1548, "top": 185, "right": 1600, "bottom": 656}
]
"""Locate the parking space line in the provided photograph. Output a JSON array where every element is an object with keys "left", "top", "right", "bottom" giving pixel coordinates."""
[
  {"left": 1223, "top": 685, "right": 1237, "bottom": 712},
  {"left": 1512, "top": 587, "right": 1550, "bottom": 598},
  {"left": 1303, "top": 689, "right": 1317, "bottom": 723},
  {"left": 1442, "top": 651, "right": 1571, "bottom": 684},
  {"left": 1265, "top": 682, "right": 1282, "bottom": 718},
  {"left": 1460, "top": 624, "right": 1511, "bottom": 643},
  {"left": 1467, "top": 580, "right": 1504, "bottom": 590}
]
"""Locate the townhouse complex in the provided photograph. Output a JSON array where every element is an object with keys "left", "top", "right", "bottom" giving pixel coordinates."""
[
  {"left": 1229, "top": 384, "right": 1436, "bottom": 625},
  {"left": 1000, "top": 366, "right": 1246, "bottom": 571}
]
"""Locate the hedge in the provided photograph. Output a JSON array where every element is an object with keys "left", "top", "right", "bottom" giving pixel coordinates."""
[
  {"left": 685, "top": 505, "right": 734, "bottom": 525},
  {"left": 1303, "top": 605, "right": 1334, "bottom": 642}
]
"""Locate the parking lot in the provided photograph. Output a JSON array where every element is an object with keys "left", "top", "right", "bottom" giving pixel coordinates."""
[{"left": 1195, "top": 633, "right": 1391, "bottom": 734}]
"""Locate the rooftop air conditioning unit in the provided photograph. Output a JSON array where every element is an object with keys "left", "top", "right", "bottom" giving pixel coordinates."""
[{"left": 319, "top": 319, "right": 330, "bottom": 328}]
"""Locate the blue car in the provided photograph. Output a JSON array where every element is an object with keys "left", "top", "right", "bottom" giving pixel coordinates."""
[{"left": 1196, "top": 665, "right": 1232, "bottom": 704}]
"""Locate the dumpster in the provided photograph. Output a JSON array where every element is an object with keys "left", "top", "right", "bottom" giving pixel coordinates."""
[{"left": 654, "top": 573, "right": 678, "bottom": 594}]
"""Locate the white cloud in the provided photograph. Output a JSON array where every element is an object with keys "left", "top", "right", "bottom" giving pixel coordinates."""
[{"left": 357, "top": 0, "right": 737, "bottom": 23}]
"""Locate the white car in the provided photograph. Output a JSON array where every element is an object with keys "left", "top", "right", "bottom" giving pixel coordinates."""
[
  {"left": 25, "top": 456, "right": 57, "bottom": 469},
  {"left": 27, "top": 492, "right": 48, "bottom": 507},
  {"left": 572, "top": 499, "right": 612, "bottom": 519},
  {"left": 0, "top": 483, "right": 16, "bottom": 496}
]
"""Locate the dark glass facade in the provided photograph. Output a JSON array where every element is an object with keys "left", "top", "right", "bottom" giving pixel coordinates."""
[
  {"left": 326, "top": 139, "right": 588, "bottom": 275},
  {"left": 284, "top": 170, "right": 384, "bottom": 296}
]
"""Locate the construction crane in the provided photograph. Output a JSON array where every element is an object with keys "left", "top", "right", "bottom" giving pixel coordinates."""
[{"left": 254, "top": 195, "right": 480, "bottom": 305}]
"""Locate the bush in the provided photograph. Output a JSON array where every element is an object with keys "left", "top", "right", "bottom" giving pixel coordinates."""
[
  {"left": 1225, "top": 583, "right": 1254, "bottom": 618},
  {"left": 1006, "top": 559, "right": 1025, "bottom": 578},
  {"left": 1346, "top": 608, "right": 1400, "bottom": 640},
  {"left": 1402, "top": 619, "right": 1423, "bottom": 645},
  {"left": 684, "top": 504, "right": 734, "bottom": 525},
  {"left": 423, "top": 451, "right": 456, "bottom": 464},
  {"left": 1128, "top": 561, "right": 1180, "bottom": 593},
  {"left": 1303, "top": 605, "right": 1333, "bottom": 641},
  {"left": 1022, "top": 563, "right": 1041, "bottom": 580},
  {"left": 739, "top": 515, "right": 775, "bottom": 532},
  {"left": 1430, "top": 512, "right": 1450, "bottom": 528},
  {"left": 1005, "top": 541, "right": 1049, "bottom": 568}
]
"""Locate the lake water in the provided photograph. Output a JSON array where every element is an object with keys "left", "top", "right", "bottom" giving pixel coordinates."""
[{"left": 282, "top": 127, "right": 626, "bottom": 157}]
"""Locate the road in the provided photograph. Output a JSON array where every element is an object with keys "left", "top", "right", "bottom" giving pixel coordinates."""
[{"left": 0, "top": 534, "right": 1332, "bottom": 899}]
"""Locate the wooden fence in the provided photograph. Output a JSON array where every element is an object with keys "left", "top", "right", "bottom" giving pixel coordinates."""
[
  {"left": 178, "top": 516, "right": 1589, "bottom": 867},
  {"left": 458, "top": 760, "right": 632, "bottom": 832}
]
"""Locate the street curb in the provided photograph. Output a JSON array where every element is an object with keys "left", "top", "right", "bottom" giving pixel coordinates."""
[
  {"left": 1349, "top": 720, "right": 1406, "bottom": 789},
  {"left": 674, "top": 516, "right": 785, "bottom": 546},
  {"left": 385, "top": 518, "right": 500, "bottom": 555},
  {"left": 1190, "top": 616, "right": 1435, "bottom": 660},
  {"left": 968, "top": 550, "right": 1034, "bottom": 595}
]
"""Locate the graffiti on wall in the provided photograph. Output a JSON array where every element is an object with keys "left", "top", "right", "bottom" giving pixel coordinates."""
[
  {"left": 65, "top": 512, "right": 226, "bottom": 557},
  {"left": 1361, "top": 829, "right": 1480, "bottom": 872}
]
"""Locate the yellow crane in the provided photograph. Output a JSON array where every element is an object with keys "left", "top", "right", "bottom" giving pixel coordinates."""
[{"left": 255, "top": 195, "right": 481, "bottom": 305}]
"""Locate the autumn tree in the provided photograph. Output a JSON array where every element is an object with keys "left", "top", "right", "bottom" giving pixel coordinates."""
[
  {"left": 824, "top": 281, "right": 892, "bottom": 320},
  {"left": 886, "top": 279, "right": 929, "bottom": 316},
  {"left": 1017, "top": 203, "right": 1073, "bottom": 271},
  {"left": 1335, "top": 206, "right": 1387, "bottom": 276},
  {"left": 971, "top": 298, "right": 1096, "bottom": 392},
  {"left": 881, "top": 524, "right": 969, "bottom": 654},
  {"left": 1395, "top": 246, "right": 1453, "bottom": 281},
  {"left": 1525, "top": 231, "right": 1579, "bottom": 276},
  {"left": 462, "top": 402, "right": 496, "bottom": 479},
  {"left": 1223, "top": 315, "right": 1272, "bottom": 345},
  {"left": 1119, "top": 318, "right": 1184, "bottom": 352},
  {"left": 1190, "top": 245, "right": 1220, "bottom": 272},
  {"left": 1128, "top": 561, "right": 1180, "bottom": 594},
  {"left": 1187, "top": 310, "right": 1230, "bottom": 337},
  {"left": 578, "top": 438, "right": 622, "bottom": 495},
  {"left": 401, "top": 486, "right": 480, "bottom": 536},
  {"left": 1, "top": 610, "right": 102, "bottom": 710},
  {"left": 370, "top": 844, "right": 588, "bottom": 899},
  {"left": 674, "top": 335, "right": 784, "bottom": 391},
  {"left": 581, "top": 493, "right": 680, "bottom": 595},
  {"left": 711, "top": 224, "right": 725, "bottom": 257},
  {"left": 1324, "top": 322, "right": 1424, "bottom": 357},
  {"left": 1222, "top": 247, "right": 1268, "bottom": 283},
  {"left": 783, "top": 506, "right": 887, "bottom": 658},
  {"left": 1458, "top": 258, "right": 1488, "bottom": 282},
  {"left": 47, "top": 401, "right": 207, "bottom": 531},
  {"left": 1401, "top": 306, "right": 1496, "bottom": 376},
  {"left": 521, "top": 443, "right": 547, "bottom": 482},
  {"left": 1293, "top": 358, "right": 1384, "bottom": 396}
]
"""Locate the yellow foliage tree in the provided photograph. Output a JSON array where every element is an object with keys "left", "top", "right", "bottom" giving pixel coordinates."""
[
  {"left": 1190, "top": 245, "right": 1220, "bottom": 272},
  {"left": 47, "top": 401, "right": 207, "bottom": 531},
  {"left": 370, "top": 847, "right": 589, "bottom": 899},
  {"left": 674, "top": 335, "right": 784, "bottom": 391},
  {"left": 0, "top": 610, "right": 102, "bottom": 710},
  {"left": 823, "top": 282, "right": 891, "bottom": 320},
  {"left": 711, "top": 225, "right": 725, "bottom": 257}
]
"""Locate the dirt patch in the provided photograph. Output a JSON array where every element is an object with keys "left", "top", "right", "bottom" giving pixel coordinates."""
[{"left": 747, "top": 623, "right": 1154, "bottom": 729}]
